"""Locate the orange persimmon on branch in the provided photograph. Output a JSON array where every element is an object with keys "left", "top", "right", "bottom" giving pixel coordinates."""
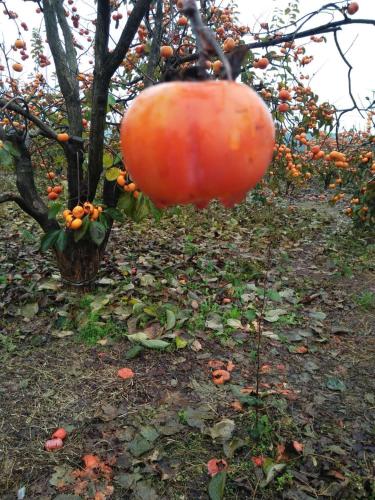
[{"left": 0, "top": 0, "right": 373, "bottom": 288}]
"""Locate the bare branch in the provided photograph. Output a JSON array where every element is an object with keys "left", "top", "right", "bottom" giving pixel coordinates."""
[
  {"left": 333, "top": 30, "right": 364, "bottom": 118},
  {"left": 95, "top": 0, "right": 111, "bottom": 64},
  {"left": 0, "top": 97, "right": 57, "bottom": 140},
  {"left": 0, "top": 192, "right": 24, "bottom": 205},
  {"left": 176, "top": 18, "right": 375, "bottom": 66}
]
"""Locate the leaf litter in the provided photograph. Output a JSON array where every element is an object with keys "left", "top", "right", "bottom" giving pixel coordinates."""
[{"left": 0, "top": 196, "right": 374, "bottom": 498}]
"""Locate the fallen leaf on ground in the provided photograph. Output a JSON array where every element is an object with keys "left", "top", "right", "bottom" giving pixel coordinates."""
[
  {"left": 210, "top": 419, "right": 235, "bottom": 442},
  {"left": 230, "top": 400, "right": 243, "bottom": 412},
  {"left": 226, "top": 361, "right": 235, "bottom": 372},
  {"left": 328, "top": 469, "right": 346, "bottom": 481},
  {"left": 260, "top": 364, "right": 272, "bottom": 374},
  {"left": 117, "top": 367, "right": 135, "bottom": 380},
  {"left": 295, "top": 345, "right": 308, "bottom": 354},
  {"left": 240, "top": 386, "right": 256, "bottom": 394},
  {"left": 276, "top": 444, "right": 288, "bottom": 462},
  {"left": 276, "top": 364, "right": 286, "bottom": 372},
  {"left": 208, "top": 360, "right": 225, "bottom": 369},
  {"left": 207, "top": 458, "right": 228, "bottom": 477}
]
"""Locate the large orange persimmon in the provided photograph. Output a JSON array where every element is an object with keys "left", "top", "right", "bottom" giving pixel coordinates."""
[{"left": 120, "top": 81, "right": 275, "bottom": 208}]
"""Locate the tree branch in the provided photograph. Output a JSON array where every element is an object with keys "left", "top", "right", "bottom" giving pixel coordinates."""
[
  {"left": 144, "top": 0, "right": 164, "bottom": 88},
  {"left": 105, "top": 0, "right": 153, "bottom": 78},
  {"left": 0, "top": 97, "right": 58, "bottom": 140},
  {"left": 175, "top": 18, "right": 375, "bottom": 66},
  {"left": 42, "top": 0, "right": 82, "bottom": 136},
  {"left": 86, "top": 0, "right": 112, "bottom": 201},
  {"left": 0, "top": 131, "right": 59, "bottom": 232},
  {"left": 54, "top": 0, "right": 83, "bottom": 135},
  {"left": 0, "top": 192, "right": 25, "bottom": 206},
  {"left": 333, "top": 30, "right": 364, "bottom": 118},
  {"left": 87, "top": 0, "right": 153, "bottom": 200}
]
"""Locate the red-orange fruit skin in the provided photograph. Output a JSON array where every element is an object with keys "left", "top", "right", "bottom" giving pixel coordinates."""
[{"left": 120, "top": 81, "right": 275, "bottom": 208}]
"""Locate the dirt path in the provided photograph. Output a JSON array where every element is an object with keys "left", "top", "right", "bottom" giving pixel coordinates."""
[{"left": 0, "top": 196, "right": 374, "bottom": 499}]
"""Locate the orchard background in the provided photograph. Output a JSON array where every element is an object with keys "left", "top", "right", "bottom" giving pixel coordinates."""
[{"left": 0, "top": 1, "right": 374, "bottom": 499}]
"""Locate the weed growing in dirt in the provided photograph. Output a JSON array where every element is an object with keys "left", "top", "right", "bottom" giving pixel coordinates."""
[
  {"left": 355, "top": 291, "right": 375, "bottom": 311},
  {"left": 78, "top": 314, "right": 121, "bottom": 344}
]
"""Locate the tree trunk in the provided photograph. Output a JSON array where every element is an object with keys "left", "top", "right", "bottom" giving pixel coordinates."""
[{"left": 54, "top": 238, "right": 108, "bottom": 291}]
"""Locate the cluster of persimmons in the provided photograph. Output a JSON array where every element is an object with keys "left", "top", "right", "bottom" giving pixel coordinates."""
[{"left": 0, "top": 0, "right": 372, "bottom": 226}]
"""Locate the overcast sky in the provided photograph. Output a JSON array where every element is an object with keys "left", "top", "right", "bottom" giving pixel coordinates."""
[
  {"left": 2, "top": 0, "right": 374, "bottom": 129},
  {"left": 236, "top": 0, "right": 375, "bottom": 128}
]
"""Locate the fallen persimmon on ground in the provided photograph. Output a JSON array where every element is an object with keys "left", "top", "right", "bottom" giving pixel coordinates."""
[
  {"left": 117, "top": 367, "right": 135, "bottom": 380},
  {"left": 212, "top": 369, "right": 231, "bottom": 385}
]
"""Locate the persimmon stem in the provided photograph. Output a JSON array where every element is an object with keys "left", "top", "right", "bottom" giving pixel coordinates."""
[{"left": 181, "top": 0, "right": 232, "bottom": 80}]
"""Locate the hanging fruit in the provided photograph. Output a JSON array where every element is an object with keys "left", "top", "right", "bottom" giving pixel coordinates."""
[{"left": 120, "top": 81, "right": 275, "bottom": 208}]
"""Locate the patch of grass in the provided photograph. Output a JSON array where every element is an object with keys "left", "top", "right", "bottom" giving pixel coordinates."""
[
  {"left": 0, "top": 333, "right": 17, "bottom": 354},
  {"left": 78, "top": 313, "right": 121, "bottom": 344},
  {"left": 275, "top": 471, "right": 293, "bottom": 491},
  {"left": 355, "top": 291, "right": 375, "bottom": 310}
]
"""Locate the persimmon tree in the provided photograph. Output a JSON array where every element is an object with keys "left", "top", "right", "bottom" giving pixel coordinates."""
[{"left": 0, "top": 0, "right": 374, "bottom": 288}]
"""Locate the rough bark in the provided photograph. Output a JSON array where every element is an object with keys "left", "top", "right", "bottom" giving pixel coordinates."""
[
  {"left": 0, "top": 130, "right": 59, "bottom": 232},
  {"left": 55, "top": 237, "right": 108, "bottom": 291},
  {"left": 87, "top": 0, "right": 153, "bottom": 200},
  {"left": 42, "top": 0, "right": 83, "bottom": 137}
]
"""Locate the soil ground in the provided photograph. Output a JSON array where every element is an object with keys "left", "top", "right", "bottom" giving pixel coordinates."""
[{"left": 0, "top": 193, "right": 374, "bottom": 499}]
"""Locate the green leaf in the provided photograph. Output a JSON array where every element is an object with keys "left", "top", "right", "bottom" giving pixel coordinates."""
[
  {"left": 107, "top": 93, "right": 116, "bottom": 113},
  {"left": 117, "top": 191, "right": 136, "bottom": 217},
  {"left": 40, "top": 229, "right": 61, "bottom": 252},
  {"left": 133, "top": 194, "right": 151, "bottom": 222},
  {"left": 73, "top": 216, "right": 90, "bottom": 242},
  {"left": 55, "top": 230, "right": 68, "bottom": 252},
  {"left": 326, "top": 377, "right": 346, "bottom": 392},
  {"left": 175, "top": 336, "right": 188, "bottom": 349},
  {"left": 105, "top": 166, "right": 121, "bottom": 181},
  {"left": 223, "top": 437, "right": 246, "bottom": 458},
  {"left": 145, "top": 196, "right": 163, "bottom": 221},
  {"left": 98, "top": 212, "right": 109, "bottom": 229},
  {"left": 104, "top": 207, "right": 124, "bottom": 221},
  {"left": 89, "top": 221, "right": 106, "bottom": 246},
  {"left": 3, "top": 141, "right": 21, "bottom": 158},
  {"left": 208, "top": 472, "right": 227, "bottom": 500},
  {"left": 48, "top": 202, "right": 62, "bottom": 219},
  {"left": 103, "top": 151, "right": 114, "bottom": 168},
  {"left": 267, "top": 290, "right": 282, "bottom": 302},
  {"left": 128, "top": 435, "right": 154, "bottom": 457},
  {"left": 0, "top": 147, "right": 14, "bottom": 167},
  {"left": 260, "top": 463, "right": 286, "bottom": 487},
  {"left": 166, "top": 309, "right": 176, "bottom": 330},
  {"left": 128, "top": 332, "right": 149, "bottom": 343},
  {"left": 140, "top": 339, "right": 169, "bottom": 349},
  {"left": 125, "top": 344, "right": 144, "bottom": 359},
  {"left": 113, "top": 153, "right": 122, "bottom": 165},
  {"left": 139, "top": 425, "right": 160, "bottom": 442}
]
